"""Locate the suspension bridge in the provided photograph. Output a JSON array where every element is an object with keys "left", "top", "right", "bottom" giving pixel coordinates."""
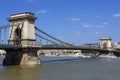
[{"left": 0, "top": 12, "right": 120, "bottom": 66}]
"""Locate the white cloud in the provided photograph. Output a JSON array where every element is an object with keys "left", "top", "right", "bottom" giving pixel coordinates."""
[
  {"left": 113, "top": 13, "right": 120, "bottom": 17},
  {"left": 102, "top": 22, "right": 108, "bottom": 25},
  {"left": 96, "top": 22, "right": 108, "bottom": 28},
  {"left": 37, "top": 10, "right": 48, "bottom": 14},
  {"left": 95, "top": 32, "right": 100, "bottom": 34},
  {"left": 96, "top": 25, "right": 105, "bottom": 28},
  {"left": 83, "top": 24, "right": 93, "bottom": 28},
  {"left": 69, "top": 17, "right": 80, "bottom": 22},
  {"left": 96, "top": 16, "right": 100, "bottom": 18},
  {"left": 96, "top": 22, "right": 107, "bottom": 28}
]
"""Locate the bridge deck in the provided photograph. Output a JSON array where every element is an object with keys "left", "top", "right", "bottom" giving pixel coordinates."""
[{"left": 0, "top": 44, "right": 120, "bottom": 56}]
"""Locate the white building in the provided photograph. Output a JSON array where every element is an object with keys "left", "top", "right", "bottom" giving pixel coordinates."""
[{"left": 114, "top": 42, "right": 120, "bottom": 49}]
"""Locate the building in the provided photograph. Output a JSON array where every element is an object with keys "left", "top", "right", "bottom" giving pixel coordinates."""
[{"left": 114, "top": 42, "right": 120, "bottom": 49}]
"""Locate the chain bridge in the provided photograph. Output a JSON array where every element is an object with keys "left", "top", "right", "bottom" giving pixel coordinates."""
[{"left": 0, "top": 12, "right": 120, "bottom": 66}]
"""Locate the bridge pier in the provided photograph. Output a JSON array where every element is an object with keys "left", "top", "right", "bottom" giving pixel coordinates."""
[
  {"left": 3, "top": 49, "right": 22, "bottom": 66},
  {"left": 20, "top": 48, "right": 41, "bottom": 65},
  {"left": 3, "top": 48, "right": 41, "bottom": 66}
]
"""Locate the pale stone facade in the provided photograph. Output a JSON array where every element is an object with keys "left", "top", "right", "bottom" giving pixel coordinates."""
[
  {"left": 114, "top": 42, "right": 120, "bottom": 49},
  {"left": 8, "top": 12, "right": 36, "bottom": 47},
  {"left": 100, "top": 37, "right": 112, "bottom": 49}
]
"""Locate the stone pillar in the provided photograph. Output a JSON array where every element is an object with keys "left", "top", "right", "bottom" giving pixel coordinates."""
[
  {"left": 20, "top": 48, "right": 41, "bottom": 65},
  {"left": 8, "top": 12, "right": 37, "bottom": 47},
  {"left": 3, "top": 12, "right": 41, "bottom": 66}
]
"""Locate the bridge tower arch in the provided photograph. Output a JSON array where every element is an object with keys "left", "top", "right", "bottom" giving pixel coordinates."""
[
  {"left": 8, "top": 12, "right": 36, "bottom": 46},
  {"left": 14, "top": 27, "right": 22, "bottom": 45}
]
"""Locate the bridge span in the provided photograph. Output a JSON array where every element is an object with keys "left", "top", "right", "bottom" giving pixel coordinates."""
[
  {"left": 0, "top": 12, "right": 120, "bottom": 66},
  {"left": 0, "top": 44, "right": 120, "bottom": 56}
]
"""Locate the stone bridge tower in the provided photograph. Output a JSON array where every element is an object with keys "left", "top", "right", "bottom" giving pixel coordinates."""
[
  {"left": 8, "top": 12, "right": 36, "bottom": 46},
  {"left": 100, "top": 37, "right": 112, "bottom": 50},
  {"left": 3, "top": 12, "right": 40, "bottom": 66}
]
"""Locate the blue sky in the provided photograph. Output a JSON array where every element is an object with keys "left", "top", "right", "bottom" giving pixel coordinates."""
[{"left": 0, "top": 0, "right": 120, "bottom": 45}]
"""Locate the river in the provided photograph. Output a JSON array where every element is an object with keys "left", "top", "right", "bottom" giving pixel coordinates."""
[{"left": 0, "top": 56, "right": 120, "bottom": 80}]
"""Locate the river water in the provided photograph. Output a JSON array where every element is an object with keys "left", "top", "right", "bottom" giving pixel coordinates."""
[{"left": 0, "top": 56, "right": 120, "bottom": 80}]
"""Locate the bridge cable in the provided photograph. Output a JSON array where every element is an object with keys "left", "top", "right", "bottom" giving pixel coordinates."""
[
  {"left": 8, "top": 24, "right": 14, "bottom": 44},
  {"left": 35, "top": 26, "right": 65, "bottom": 43},
  {"left": 4, "top": 28, "right": 7, "bottom": 44},
  {"left": 0, "top": 25, "right": 9, "bottom": 29},
  {"left": 35, "top": 33, "right": 56, "bottom": 44},
  {"left": 35, "top": 26, "right": 70, "bottom": 45}
]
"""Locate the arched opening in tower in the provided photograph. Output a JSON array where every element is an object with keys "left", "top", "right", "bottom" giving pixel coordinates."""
[{"left": 14, "top": 27, "right": 22, "bottom": 45}]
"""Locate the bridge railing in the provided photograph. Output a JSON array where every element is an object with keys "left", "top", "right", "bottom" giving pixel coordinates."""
[
  {"left": 0, "top": 44, "right": 22, "bottom": 49},
  {"left": 22, "top": 43, "right": 42, "bottom": 48}
]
